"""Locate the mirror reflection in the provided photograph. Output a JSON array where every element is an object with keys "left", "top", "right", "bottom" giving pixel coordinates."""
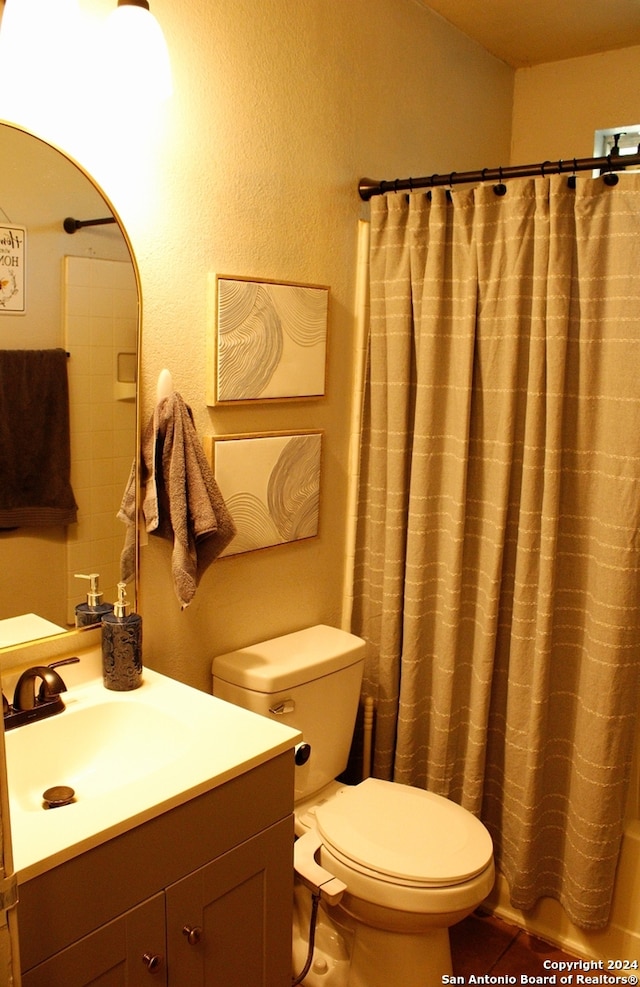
[{"left": 0, "top": 122, "right": 139, "bottom": 648}]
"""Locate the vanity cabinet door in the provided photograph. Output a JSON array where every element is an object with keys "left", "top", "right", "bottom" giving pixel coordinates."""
[
  {"left": 21, "top": 893, "right": 167, "bottom": 987},
  {"left": 166, "top": 816, "right": 294, "bottom": 987}
]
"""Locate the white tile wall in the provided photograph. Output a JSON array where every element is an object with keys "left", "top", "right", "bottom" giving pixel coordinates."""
[{"left": 64, "top": 257, "right": 137, "bottom": 623}]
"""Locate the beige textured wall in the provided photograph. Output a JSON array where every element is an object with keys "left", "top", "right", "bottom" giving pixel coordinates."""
[
  {"left": 512, "top": 45, "right": 640, "bottom": 163},
  {"left": 4, "top": 0, "right": 514, "bottom": 691},
  {"left": 113, "top": 0, "right": 513, "bottom": 691}
]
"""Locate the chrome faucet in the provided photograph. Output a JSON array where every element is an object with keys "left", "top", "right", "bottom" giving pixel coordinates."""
[{"left": 4, "top": 657, "right": 80, "bottom": 730}]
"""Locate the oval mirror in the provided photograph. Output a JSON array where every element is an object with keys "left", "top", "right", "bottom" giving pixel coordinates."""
[{"left": 0, "top": 121, "right": 140, "bottom": 651}]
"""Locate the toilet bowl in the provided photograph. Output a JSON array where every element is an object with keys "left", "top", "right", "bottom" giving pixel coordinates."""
[
  {"left": 212, "top": 625, "right": 495, "bottom": 987},
  {"left": 293, "top": 777, "right": 494, "bottom": 986}
]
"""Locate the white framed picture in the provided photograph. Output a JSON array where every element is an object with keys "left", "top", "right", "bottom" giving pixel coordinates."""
[
  {"left": 204, "top": 430, "right": 322, "bottom": 557},
  {"left": 207, "top": 275, "right": 329, "bottom": 404}
]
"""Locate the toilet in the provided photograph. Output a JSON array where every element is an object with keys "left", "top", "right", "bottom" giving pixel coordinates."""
[{"left": 212, "top": 625, "right": 495, "bottom": 987}]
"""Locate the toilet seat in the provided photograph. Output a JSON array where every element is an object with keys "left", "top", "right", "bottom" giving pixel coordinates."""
[{"left": 315, "top": 778, "right": 493, "bottom": 888}]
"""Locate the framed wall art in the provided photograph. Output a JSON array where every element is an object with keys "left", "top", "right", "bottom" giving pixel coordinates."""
[
  {"left": 207, "top": 274, "right": 329, "bottom": 405},
  {"left": 204, "top": 430, "right": 323, "bottom": 557},
  {"left": 0, "top": 225, "right": 26, "bottom": 313}
]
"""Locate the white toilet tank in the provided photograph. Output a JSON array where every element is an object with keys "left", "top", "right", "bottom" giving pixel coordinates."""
[{"left": 212, "top": 625, "right": 365, "bottom": 802}]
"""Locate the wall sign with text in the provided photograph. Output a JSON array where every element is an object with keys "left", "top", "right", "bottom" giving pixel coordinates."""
[{"left": 0, "top": 225, "right": 26, "bottom": 313}]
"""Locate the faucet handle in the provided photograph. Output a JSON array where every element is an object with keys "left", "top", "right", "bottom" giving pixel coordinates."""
[{"left": 48, "top": 657, "right": 81, "bottom": 671}]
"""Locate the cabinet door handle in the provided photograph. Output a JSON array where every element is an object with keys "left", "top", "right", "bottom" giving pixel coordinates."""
[
  {"left": 142, "top": 952, "right": 163, "bottom": 973},
  {"left": 182, "top": 924, "right": 203, "bottom": 946}
]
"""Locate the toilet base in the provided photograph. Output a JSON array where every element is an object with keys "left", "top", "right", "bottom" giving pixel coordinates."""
[
  {"left": 293, "top": 885, "right": 353, "bottom": 986},
  {"left": 293, "top": 884, "right": 453, "bottom": 987}
]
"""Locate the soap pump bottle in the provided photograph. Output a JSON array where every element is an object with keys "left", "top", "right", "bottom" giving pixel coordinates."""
[
  {"left": 74, "top": 573, "right": 113, "bottom": 628},
  {"left": 101, "top": 582, "right": 142, "bottom": 691}
]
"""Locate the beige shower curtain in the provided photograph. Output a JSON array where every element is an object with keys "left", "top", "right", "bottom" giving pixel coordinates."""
[{"left": 353, "top": 174, "right": 640, "bottom": 929}]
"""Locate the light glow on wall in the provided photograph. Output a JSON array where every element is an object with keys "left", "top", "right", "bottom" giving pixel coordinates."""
[
  {"left": 0, "top": 0, "right": 172, "bottom": 231},
  {"left": 0, "top": 0, "right": 88, "bottom": 143}
]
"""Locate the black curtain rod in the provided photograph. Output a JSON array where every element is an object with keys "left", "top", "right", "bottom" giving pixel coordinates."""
[
  {"left": 359, "top": 151, "right": 640, "bottom": 201},
  {"left": 63, "top": 216, "right": 117, "bottom": 234}
]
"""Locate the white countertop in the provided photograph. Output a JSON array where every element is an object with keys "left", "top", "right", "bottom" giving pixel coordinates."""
[{"left": 4, "top": 650, "right": 300, "bottom": 883}]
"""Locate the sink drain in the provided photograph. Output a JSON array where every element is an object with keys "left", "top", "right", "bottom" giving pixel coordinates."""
[{"left": 43, "top": 785, "right": 76, "bottom": 809}]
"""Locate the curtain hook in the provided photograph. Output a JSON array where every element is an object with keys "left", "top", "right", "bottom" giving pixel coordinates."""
[
  {"left": 406, "top": 177, "right": 413, "bottom": 204},
  {"left": 603, "top": 155, "right": 619, "bottom": 186},
  {"left": 494, "top": 166, "right": 507, "bottom": 197}
]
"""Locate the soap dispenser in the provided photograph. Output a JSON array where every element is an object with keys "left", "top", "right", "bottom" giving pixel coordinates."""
[
  {"left": 101, "top": 582, "right": 142, "bottom": 691},
  {"left": 75, "top": 573, "right": 113, "bottom": 628}
]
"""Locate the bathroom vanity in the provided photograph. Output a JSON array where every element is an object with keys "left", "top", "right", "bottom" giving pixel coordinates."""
[{"left": 3, "top": 647, "right": 300, "bottom": 986}]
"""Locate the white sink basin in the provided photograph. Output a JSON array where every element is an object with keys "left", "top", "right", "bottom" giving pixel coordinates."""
[
  {"left": 8, "top": 700, "right": 191, "bottom": 813},
  {"left": 4, "top": 648, "right": 300, "bottom": 882}
]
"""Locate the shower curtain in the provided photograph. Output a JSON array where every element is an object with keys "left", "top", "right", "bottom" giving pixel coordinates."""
[{"left": 352, "top": 174, "right": 640, "bottom": 929}]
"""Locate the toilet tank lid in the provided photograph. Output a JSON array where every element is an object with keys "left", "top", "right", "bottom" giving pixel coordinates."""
[{"left": 212, "top": 625, "right": 366, "bottom": 693}]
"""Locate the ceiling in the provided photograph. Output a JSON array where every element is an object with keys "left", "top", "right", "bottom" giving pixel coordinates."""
[{"left": 421, "top": 0, "right": 640, "bottom": 67}]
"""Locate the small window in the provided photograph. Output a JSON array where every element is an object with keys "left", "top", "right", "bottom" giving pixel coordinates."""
[{"left": 594, "top": 126, "right": 640, "bottom": 174}]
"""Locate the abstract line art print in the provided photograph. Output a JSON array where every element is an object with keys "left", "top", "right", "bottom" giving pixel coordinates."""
[
  {"left": 210, "top": 275, "right": 329, "bottom": 404},
  {"left": 206, "top": 431, "right": 322, "bottom": 557}
]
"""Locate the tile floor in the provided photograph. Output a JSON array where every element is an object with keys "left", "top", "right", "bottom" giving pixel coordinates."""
[{"left": 450, "top": 910, "right": 579, "bottom": 980}]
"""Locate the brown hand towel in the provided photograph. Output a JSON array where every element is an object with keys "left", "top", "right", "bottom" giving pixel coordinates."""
[
  {"left": 0, "top": 348, "right": 78, "bottom": 528},
  {"left": 136, "top": 392, "right": 236, "bottom": 608}
]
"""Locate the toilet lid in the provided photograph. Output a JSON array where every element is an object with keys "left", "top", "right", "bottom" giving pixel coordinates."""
[{"left": 315, "top": 778, "right": 493, "bottom": 887}]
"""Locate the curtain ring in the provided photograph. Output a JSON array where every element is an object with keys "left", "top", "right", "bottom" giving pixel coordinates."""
[
  {"left": 449, "top": 172, "right": 457, "bottom": 188},
  {"left": 603, "top": 154, "right": 620, "bottom": 186},
  {"left": 406, "top": 177, "right": 413, "bottom": 204},
  {"left": 494, "top": 166, "right": 507, "bottom": 197},
  {"left": 567, "top": 158, "right": 578, "bottom": 189},
  {"left": 393, "top": 179, "right": 399, "bottom": 193}
]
